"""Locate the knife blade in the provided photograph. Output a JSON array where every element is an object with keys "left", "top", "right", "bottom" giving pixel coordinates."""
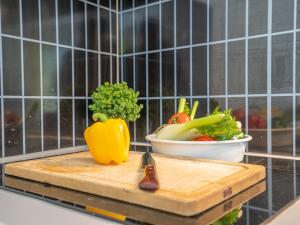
[{"left": 138, "top": 152, "right": 159, "bottom": 191}]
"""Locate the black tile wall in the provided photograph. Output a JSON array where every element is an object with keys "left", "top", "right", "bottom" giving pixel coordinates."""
[
  {"left": 209, "top": 0, "right": 225, "bottom": 41},
  {"left": 148, "top": 5, "right": 159, "bottom": 50},
  {"left": 135, "top": 8, "right": 146, "bottom": 52},
  {"left": 0, "top": 0, "right": 116, "bottom": 157},
  {"left": 297, "top": 32, "right": 300, "bottom": 93},
  {"left": 192, "top": 0, "right": 207, "bottom": 44},
  {"left": 272, "top": 0, "right": 294, "bottom": 32},
  {"left": 228, "top": 0, "right": 245, "bottom": 39},
  {"left": 162, "top": 50, "right": 174, "bottom": 96},
  {"left": 249, "top": 0, "right": 268, "bottom": 36},
  {"left": 148, "top": 53, "right": 159, "bottom": 97},
  {"left": 176, "top": 0, "right": 190, "bottom": 46}
]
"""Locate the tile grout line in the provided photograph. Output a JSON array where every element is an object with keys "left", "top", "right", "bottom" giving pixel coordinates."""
[
  {"left": 116, "top": 0, "right": 120, "bottom": 83},
  {"left": 174, "top": 0, "right": 177, "bottom": 112},
  {"left": 118, "top": 28, "right": 300, "bottom": 58},
  {"left": 55, "top": 0, "right": 60, "bottom": 149},
  {"left": 267, "top": 0, "right": 273, "bottom": 216},
  {"left": 133, "top": 0, "right": 137, "bottom": 144},
  {"left": 109, "top": 0, "right": 113, "bottom": 83},
  {"left": 292, "top": 0, "right": 297, "bottom": 197},
  {"left": 159, "top": 0, "right": 163, "bottom": 125},
  {"left": 85, "top": 1, "right": 89, "bottom": 128},
  {"left": 0, "top": 33, "right": 117, "bottom": 56},
  {"left": 38, "top": 0, "right": 44, "bottom": 152},
  {"left": 146, "top": 0, "right": 149, "bottom": 135},
  {"left": 71, "top": 0, "right": 75, "bottom": 147},
  {"left": 189, "top": 0, "right": 193, "bottom": 107},
  {"left": 79, "top": 0, "right": 118, "bottom": 13},
  {"left": 120, "top": 0, "right": 173, "bottom": 14},
  {"left": 225, "top": 0, "right": 228, "bottom": 109},
  {"left": 19, "top": 0, "right": 26, "bottom": 155},
  {"left": 97, "top": 0, "right": 101, "bottom": 86},
  {"left": 245, "top": 0, "right": 249, "bottom": 146},
  {"left": 207, "top": 0, "right": 210, "bottom": 114},
  {"left": 0, "top": 0, "right": 4, "bottom": 157}
]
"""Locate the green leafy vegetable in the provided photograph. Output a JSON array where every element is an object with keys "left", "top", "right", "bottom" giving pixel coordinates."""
[
  {"left": 183, "top": 103, "right": 191, "bottom": 116},
  {"left": 198, "top": 108, "right": 244, "bottom": 140},
  {"left": 156, "top": 114, "right": 224, "bottom": 140},
  {"left": 212, "top": 208, "right": 241, "bottom": 225},
  {"left": 89, "top": 82, "right": 143, "bottom": 122}
]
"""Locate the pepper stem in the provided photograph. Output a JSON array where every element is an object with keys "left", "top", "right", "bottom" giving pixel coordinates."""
[{"left": 92, "top": 113, "right": 108, "bottom": 122}]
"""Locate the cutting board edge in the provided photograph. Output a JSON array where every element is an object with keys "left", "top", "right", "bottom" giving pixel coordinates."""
[{"left": 4, "top": 162, "right": 266, "bottom": 216}]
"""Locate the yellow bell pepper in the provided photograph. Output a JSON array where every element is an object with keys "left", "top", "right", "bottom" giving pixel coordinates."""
[{"left": 84, "top": 113, "right": 130, "bottom": 165}]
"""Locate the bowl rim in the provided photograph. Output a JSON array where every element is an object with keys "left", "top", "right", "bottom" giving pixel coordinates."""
[{"left": 145, "top": 134, "right": 252, "bottom": 145}]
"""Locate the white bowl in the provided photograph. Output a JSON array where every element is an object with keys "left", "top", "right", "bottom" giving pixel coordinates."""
[{"left": 146, "top": 134, "right": 252, "bottom": 162}]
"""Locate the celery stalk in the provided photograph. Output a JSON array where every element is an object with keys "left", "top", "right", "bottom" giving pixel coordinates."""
[
  {"left": 190, "top": 101, "right": 199, "bottom": 120},
  {"left": 177, "top": 98, "right": 186, "bottom": 113},
  {"left": 156, "top": 114, "right": 224, "bottom": 140}
]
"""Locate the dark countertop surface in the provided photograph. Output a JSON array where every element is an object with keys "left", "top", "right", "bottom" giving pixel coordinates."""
[{"left": 0, "top": 154, "right": 299, "bottom": 225}]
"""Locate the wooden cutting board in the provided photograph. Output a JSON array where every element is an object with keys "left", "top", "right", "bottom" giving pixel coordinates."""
[{"left": 5, "top": 151, "right": 265, "bottom": 216}]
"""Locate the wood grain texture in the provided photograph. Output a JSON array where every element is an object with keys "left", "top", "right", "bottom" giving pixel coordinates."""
[
  {"left": 4, "top": 176, "right": 266, "bottom": 225},
  {"left": 5, "top": 151, "right": 265, "bottom": 216}
]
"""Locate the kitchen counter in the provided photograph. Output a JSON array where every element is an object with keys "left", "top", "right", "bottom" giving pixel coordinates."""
[{"left": 0, "top": 154, "right": 299, "bottom": 225}]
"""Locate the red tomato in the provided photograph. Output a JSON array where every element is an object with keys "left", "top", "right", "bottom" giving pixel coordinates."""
[
  {"left": 167, "top": 113, "right": 191, "bottom": 124},
  {"left": 192, "top": 135, "right": 215, "bottom": 141}
]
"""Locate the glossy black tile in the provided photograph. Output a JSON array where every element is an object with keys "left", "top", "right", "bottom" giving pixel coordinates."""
[
  {"left": 87, "top": 4, "right": 98, "bottom": 51},
  {"left": 1, "top": 0, "right": 20, "bottom": 36},
  {"left": 59, "top": 47, "right": 72, "bottom": 96},
  {"left": 228, "top": 40, "right": 245, "bottom": 94},
  {"left": 75, "top": 100, "right": 86, "bottom": 145},
  {"left": 73, "top": 0, "right": 85, "bottom": 49},
  {"left": 41, "top": 0, "right": 56, "bottom": 43},
  {"left": 87, "top": 52, "right": 98, "bottom": 96},
  {"left": 248, "top": 97, "right": 267, "bottom": 153},
  {"left": 135, "top": 54, "right": 146, "bottom": 97},
  {"left": 42, "top": 44, "right": 57, "bottom": 96},
  {"left": 228, "top": 97, "right": 245, "bottom": 127},
  {"left": 134, "top": 0, "right": 145, "bottom": 7},
  {"left": 177, "top": 48, "right": 190, "bottom": 96},
  {"left": 100, "top": 8, "right": 111, "bottom": 53},
  {"left": 209, "top": 0, "right": 225, "bottom": 41},
  {"left": 148, "top": 53, "right": 160, "bottom": 97},
  {"left": 43, "top": 99, "right": 58, "bottom": 151},
  {"left": 4, "top": 98, "right": 23, "bottom": 157},
  {"left": 272, "top": 34, "right": 293, "bottom": 94},
  {"left": 148, "top": 0, "right": 159, "bottom": 4},
  {"left": 101, "top": 54, "right": 111, "bottom": 83},
  {"left": 193, "top": 98, "right": 208, "bottom": 118},
  {"left": 209, "top": 98, "right": 225, "bottom": 112},
  {"left": 161, "top": 1, "right": 174, "bottom": 49},
  {"left": 112, "top": 56, "right": 117, "bottom": 83},
  {"left": 111, "top": 12, "right": 117, "bottom": 53},
  {"left": 297, "top": 97, "right": 300, "bottom": 155},
  {"left": 272, "top": 96, "right": 293, "bottom": 155},
  {"left": 111, "top": 0, "right": 117, "bottom": 10},
  {"left": 148, "top": 5, "right": 159, "bottom": 51},
  {"left": 272, "top": 0, "right": 294, "bottom": 32},
  {"left": 88, "top": 0, "right": 98, "bottom": 4},
  {"left": 25, "top": 99, "right": 41, "bottom": 153},
  {"left": 248, "top": 0, "right": 268, "bottom": 36},
  {"left": 192, "top": 46, "right": 207, "bottom": 96},
  {"left": 74, "top": 50, "right": 86, "bottom": 96},
  {"left": 162, "top": 50, "right": 174, "bottom": 97},
  {"left": 136, "top": 100, "right": 146, "bottom": 142},
  {"left": 123, "top": 56, "right": 134, "bottom": 88},
  {"left": 149, "top": 100, "right": 160, "bottom": 133},
  {"left": 192, "top": 0, "right": 207, "bottom": 44},
  {"left": 209, "top": 43, "right": 225, "bottom": 95},
  {"left": 122, "top": 0, "right": 132, "bottom": 10},
  {"left": 24, "top": 41, "right": 40, "bottom": 96},
  {"left": 100, "top": 0, "right": 109, "bottom": 8},
  {"left": 248, "top": 37, "right": 267, "bottom": 94},
  {"left": 22, "top": 0, "right": 39, "bottom": 40},
  {"left": 60, "top": 99, "right": 73, "bottom": 147},
  {"left": 135, "top": 8, "right": 146, "bottom": 52},
  {"left": 123, "top": 11, "right": 133, "bottom": 54},
  {"left": 298, "top": 0, "right": 300, "bottom": 28},
  {"left": 176, "top": 0, "right": 190, "bottom": 46},
  {"left": 58, "top": 0, "right": 71, "bottom": 45},
  {"left": 2, "top": 37, "right": 22, "bottom": 96},
  {"left": 228, "top": 0, "right": 245, "bottom": 39},
  {"left": 162, "top": 99, "right": 175, "bottom": 124}
]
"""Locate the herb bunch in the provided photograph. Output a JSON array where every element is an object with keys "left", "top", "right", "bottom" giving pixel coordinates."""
[{"left": 89, "top": 82, "right": 143, "bottom": 122}]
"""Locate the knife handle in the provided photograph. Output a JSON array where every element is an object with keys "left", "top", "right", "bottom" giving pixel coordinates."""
[{"left": 138, "top": 164, "right": 159, "bottom": 191}]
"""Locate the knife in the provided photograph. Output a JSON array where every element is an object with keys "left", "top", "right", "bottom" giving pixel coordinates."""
[{"left": 138, "top": 152, "right": 159, "bottom": 191}]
